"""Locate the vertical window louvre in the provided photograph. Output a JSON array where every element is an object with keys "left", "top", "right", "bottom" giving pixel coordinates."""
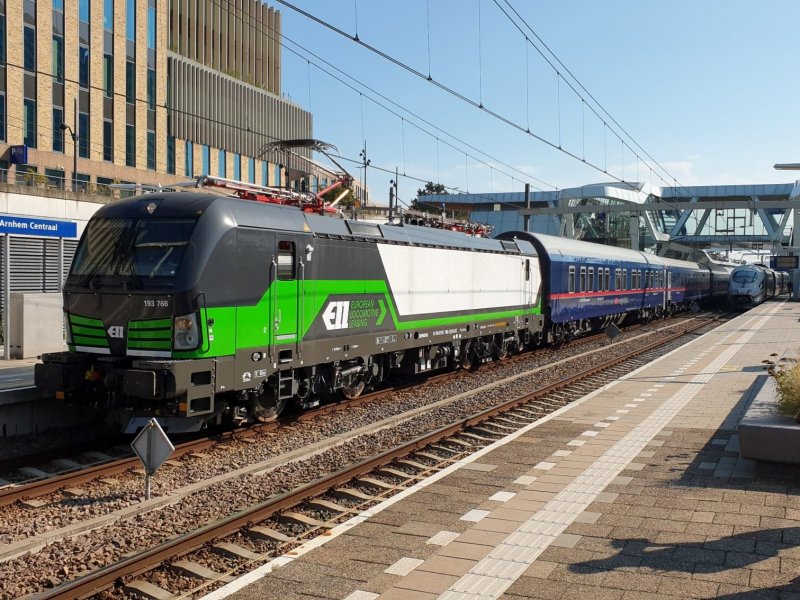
[
  {"left": 166, "top": 135, "right": 175, "bottom": 174},
  {"left": 103, "top": 120, "right": 113, "bottom": 161},
  {"left": 24, "top": 27, "right": 36, "bottom": 72},
  {"left": 23, "top": 99, "right": 36, "bottom": 148},
  {"left": 104, "top": 0, "right": 114, "bottom": 31},
  {"left": 103, "top": 54, "right": 113, "bottom": 98},
  {"left": 79, "top": 46, "right": 90, "bottom": 88},
  {"left": 126, "top": 0, "right": 136, "bottom": 41},
  {"left": 185, "top": 140, "right": 193, "bottom": 176},
  {"left": 78, "top": 113, "right": 89, "bottom": 158},
  {"left": 52, "top": 108, "right": 64, "bottom": 152},
  {"left": 52, "top": 35, "right": 64, "bottom": 82},
  {"left": 125, "top": 125, "right": 136, "bottom": 167},
  {"left": 146, "top": 131, "right": 155, "bottom": 170},
  {"left": 125, "top": 61, "right": 135, "bottom": 104},
  {"left": 147, "top": 68, "right": 155, "bottom": 109},
  {"left": 0, "top": 94, "right": 5, "bottom": 142}
]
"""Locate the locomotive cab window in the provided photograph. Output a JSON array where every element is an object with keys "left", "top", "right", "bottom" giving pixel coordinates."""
[{"left": 277, "top": 241, "right": 296, "bottom": 281}]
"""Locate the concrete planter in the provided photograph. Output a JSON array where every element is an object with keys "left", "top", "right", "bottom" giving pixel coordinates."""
[{"left": 739, "top": 373, "right": 800, "bottom": 464}]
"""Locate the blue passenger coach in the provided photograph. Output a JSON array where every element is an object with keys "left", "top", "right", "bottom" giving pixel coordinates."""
[
  {"left": 500, "top": 232, "right": 659, "bottom": 341},
  {"left": 498, "top": 232, "right": 730, "bottom": 343}
]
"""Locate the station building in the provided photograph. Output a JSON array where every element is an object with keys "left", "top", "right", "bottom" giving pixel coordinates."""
[{"left": 0, "top": 0, "right": 332, "bottom": 192}]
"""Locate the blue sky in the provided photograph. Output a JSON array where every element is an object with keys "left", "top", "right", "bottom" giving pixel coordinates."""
[{"left": 278, "top": 1, "right": 800, "bottom": 204}]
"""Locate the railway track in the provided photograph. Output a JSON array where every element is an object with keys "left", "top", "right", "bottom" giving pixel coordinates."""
[
  {"left": 0, "top": 311, "right": 704, "bottom": 510},
  {"left": 32, "top": 312, "right": 726, "bottom": 599}
]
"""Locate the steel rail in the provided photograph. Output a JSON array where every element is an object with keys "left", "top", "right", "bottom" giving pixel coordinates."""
[{"left": 37, "top": 315, "right": 721, "bottom": 600}]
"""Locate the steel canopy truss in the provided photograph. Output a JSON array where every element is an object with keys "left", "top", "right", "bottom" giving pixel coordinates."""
[{"left": 521, "top": 182, "right": 800, "bottom": 255}]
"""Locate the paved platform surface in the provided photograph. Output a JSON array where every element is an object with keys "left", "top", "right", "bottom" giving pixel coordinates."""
[{"left": 212, "top": 301, "right": 800, "bottom": 600}]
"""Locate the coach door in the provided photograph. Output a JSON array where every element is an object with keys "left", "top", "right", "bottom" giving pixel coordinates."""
[
  {"left": 667, "top": 270, "right": 672, "bottom": 302},
  {"left": 273, "top": 238, "right": 301, "bottom": 362}
]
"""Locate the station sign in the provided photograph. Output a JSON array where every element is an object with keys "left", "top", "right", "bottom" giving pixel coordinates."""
[
  {"left": 9, "top": 145, "right": 28, "bottom": 165},
  {"left": 0, "top": 214, "right": 77, "bottom": 238},
  {"left": 771, "top": 255, "right": 799, "bottom": 271}
]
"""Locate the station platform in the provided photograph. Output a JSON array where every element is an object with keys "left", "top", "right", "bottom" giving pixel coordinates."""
[{"left": 211, "top": 301, "right": 800, "bottom": 600}]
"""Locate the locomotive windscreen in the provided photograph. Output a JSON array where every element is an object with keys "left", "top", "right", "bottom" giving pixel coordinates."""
[{"left": 70, "top": 217, "right": 196, "bottom": 284}]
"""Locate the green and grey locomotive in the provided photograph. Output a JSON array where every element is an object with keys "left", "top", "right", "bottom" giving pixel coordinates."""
[{"left": 35, "top": 192, "right": 544, "bottom": 433}]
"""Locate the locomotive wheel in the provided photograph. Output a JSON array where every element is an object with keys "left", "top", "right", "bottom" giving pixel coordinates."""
[
  {"left": 342, "top": 380, "right": 366, "bottom": 399},
  {"left": 250, "top": 390, "right": 288, "bottom": 423}
]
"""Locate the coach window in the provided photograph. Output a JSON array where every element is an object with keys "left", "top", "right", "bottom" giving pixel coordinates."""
[
  {"left": 580, "top": 267, "right": 586, "bottom": 292},
  {"left": 277, "top": 241, "right": 296, "bottom": 280},
  {"left": 604, "top": 268, "right": 611, "bottom": 291},
  {"left": 615, "top": 269, "right": 620, "bottom": 290},
  {"left": 588, "top": 267, "right": 594, "bottom": 291},
  {"left": 622, "top": 269, "right": 627, "bottom": 290},
  {"left": 568, "top": 266, "right": 576, "bottom": 293}
]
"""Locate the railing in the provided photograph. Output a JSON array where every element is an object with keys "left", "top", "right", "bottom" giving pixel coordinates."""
[{"left": 0, "top": 169, "right": 127, "bottom": 202}]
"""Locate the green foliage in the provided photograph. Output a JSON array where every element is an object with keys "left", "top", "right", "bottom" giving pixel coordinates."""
[
  {"left": 322, "top": 184, "right": 355, "bottom": 208},
  {"left": 412, "top": 181, "right": 448, "bottom": 210},
  {"left": 770, "top": 358, "right": 800, "bottom": 421}
]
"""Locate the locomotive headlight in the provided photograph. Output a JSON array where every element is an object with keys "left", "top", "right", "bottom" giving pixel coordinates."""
[{"left": 174, "top": 313, "right": 200, "bottom": 350}]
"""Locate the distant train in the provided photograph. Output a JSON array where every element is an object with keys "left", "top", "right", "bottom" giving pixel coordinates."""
[
  {"left": 728, "top": 264, "right": 789, "bottom": 306},
  {"left": 35, "top": 192, "right": 732, "bottom": 433}
]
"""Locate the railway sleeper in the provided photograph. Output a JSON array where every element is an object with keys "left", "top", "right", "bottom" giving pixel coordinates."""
[
  {"left": 395, "top": 458, "right": 431, "bottom": 471},
  {"left": 276, "top": 511, "right": 325, "bottom": 528},
  {"left": 306, "top": 498, "right": 350, "bottom": 514},
  {"left": 248, "top": 525, "right": 293, "bottom": 543},
  {"left": 471, "top": 425, "right": 505, "bottom": 437},
  {"left": 460, "top": 431, "right": 494, "bottom": 443},
  {"left": 355, "top": 476, "right": 398, "bottom": 491},
  {"left": 123, "top": 580, "right": 177, "bottom": 600},
  {"left": 170, "top": 559, "right": 235, "bottom": 583},
  {"left": 374, "top": 466, "right": 416, "bottom": 480},
  {"left": 479, "top": 422, "right": 517, "bottom": 433},
  {"left": 331, "top": 487, "right": 375, "bottom": 502},
  {"left": 414, "top": 451, "right": 450, "bottom": 462},
  {"left": 212, "top": 542, "right": 261, "bottom": 561}
]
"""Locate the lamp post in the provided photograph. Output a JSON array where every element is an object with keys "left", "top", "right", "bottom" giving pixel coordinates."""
[
  {"left": 59, "top": 98, "right": 78, "bottom": 192},
  {"left": 359, "top": 141, "right": 370, "bottom": 209}
]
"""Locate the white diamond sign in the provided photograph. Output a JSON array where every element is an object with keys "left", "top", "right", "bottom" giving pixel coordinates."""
[{"left": 131, "top": 418, "right": 174, "bottom": 499}]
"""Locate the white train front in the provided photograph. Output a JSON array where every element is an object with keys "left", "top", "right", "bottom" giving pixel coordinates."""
[{"left": 728, "top": 264, "right": 789, "bottom": 306}]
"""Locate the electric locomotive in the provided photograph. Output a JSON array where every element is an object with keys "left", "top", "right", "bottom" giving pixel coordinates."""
[{"left": 35, "top": 192, "right": 545, "bottom": 433}]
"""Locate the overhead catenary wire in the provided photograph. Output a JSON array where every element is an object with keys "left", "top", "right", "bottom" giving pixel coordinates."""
[
  {"left": 204, "top": 0, "right": 557, "bottom": 202},
  {"left": 215, "top": 0, "right": 555, "bottom": 191},
  {"left": 273, "top": 0, "right": 676, "bottom": 196},
  {"left": 499, "top": 0, "right": 694, "bottom": 197}
]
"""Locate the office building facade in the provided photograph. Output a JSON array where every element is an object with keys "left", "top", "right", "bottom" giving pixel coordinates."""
[{"left": 0, "top": 0, "right": 318, "bottom": 192}]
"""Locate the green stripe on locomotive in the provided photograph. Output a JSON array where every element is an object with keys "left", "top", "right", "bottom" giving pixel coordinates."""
[{"left": 175, "top": 278, "right": 542, "bottom": 359}]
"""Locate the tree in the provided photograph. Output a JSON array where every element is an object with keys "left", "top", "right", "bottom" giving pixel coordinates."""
[
  {"left": 412, "top": 181, "right": 448, "bottom": 210},
  {"left": 321, "top": 184, "right": 356, "bottom": 208}
]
